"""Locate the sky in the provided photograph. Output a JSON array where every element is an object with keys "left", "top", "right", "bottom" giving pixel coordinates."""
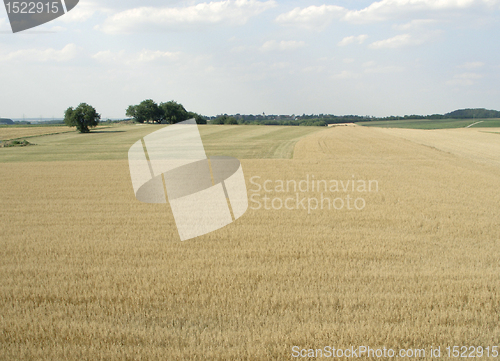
[{"left": 1, "top": 0, "right": 499, "bottom": 119}]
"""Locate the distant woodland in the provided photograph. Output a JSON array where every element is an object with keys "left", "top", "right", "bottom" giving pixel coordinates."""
[{"left": 209, "top": 108, "right": 500, "bottom": 126}]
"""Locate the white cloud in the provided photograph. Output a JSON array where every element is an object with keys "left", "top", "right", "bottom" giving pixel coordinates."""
[
  {"left": 275, "top": 5, "right": 346, "bottom": 30},
  {"left": 447, "top": 72, "right": 484, "bottom": 85},
  {"left": 99, "top": 0, "right": 276, "bottom": 34},
  {"left": 458, "top": 61, "right": 485, "bottom": 69},
  {"left": 344, "top": 0, "right": 498, "bottom": 23},
  {"left": 0, "top": 44, "right": 78, "bottom": 62},
  {"left": 92, "top": 50, "right": 125, "bottom": 63},
  {"left": 393, "top": 19, "right": 437, "bottom": 30},
  {"left": 56, "top": 1, "right": 108, "bottom": 23},
  {"left": 338, "top": 35, "right": 368, "bottom": 46},
  {"left": 276, "top": 0, "right": 498, "bottom": 29},
  {"left": 369, "top": 34, "right": 418, "bottom": 49},
  {"left": 92, "top": 49, "right": 182, "bottom": 64},
  {"left": 136, "top": 50, "right": 182, "bottom": 62},
  {"left": 260, "top": 40, "right": 306, "bottom": 51}
]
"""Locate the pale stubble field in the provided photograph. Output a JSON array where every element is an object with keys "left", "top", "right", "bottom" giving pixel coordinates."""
[{"left": 1, "top": 125, "right": 499, "bottom": 360}]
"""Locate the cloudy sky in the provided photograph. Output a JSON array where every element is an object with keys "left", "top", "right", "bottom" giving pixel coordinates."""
[{"left": 1, "top": 0, "right": 499, "bottom": 119}]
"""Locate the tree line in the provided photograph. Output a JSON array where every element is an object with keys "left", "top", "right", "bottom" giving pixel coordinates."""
[
  {"left": 63, "top": 100, "right": 206, "bottom": 133},
  {"left": 126, "top": 100, "right": 206, "bottom": 125},
  {"left": 62, "top": 103, "right": 500, "bottom": 133},
  {"left": 293, "top": 108, "right": 500, "bottom": 124},
  {"left": 210, "top": 114, "right": 328, "bottom": 126}
]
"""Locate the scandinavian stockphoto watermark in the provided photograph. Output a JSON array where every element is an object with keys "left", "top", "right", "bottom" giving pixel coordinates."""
[
  {"left": 249, "top": 175, "right": 378, "bottom": 213},
  {"left": 128, "top": 119, "right": 248, "bottom": 241},
  {"left": 291, "top": 345, "right": 498, "bottom": 358},
  {"left": 3, "top": 0, "right": 79, "bottom": 33}
]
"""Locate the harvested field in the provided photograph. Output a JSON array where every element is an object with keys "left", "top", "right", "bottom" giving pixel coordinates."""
[
  {"left": 0, "top": 125, "right": 322, "bottom": 163},
  {"left": 0, "top": 126, "right": 72, "bottom": 141},
  {"left": 357, "top": 118, "right": 500, "bottom": 129},
  {"left": 1, "top": 125, "right": 499, "bottom": 360}
]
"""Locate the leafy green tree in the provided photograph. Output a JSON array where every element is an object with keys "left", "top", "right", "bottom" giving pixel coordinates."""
[
  {"left": 125, "top": 105, "right": 138, "bottom": 121},
  {"left": 160, "top": 101, "right": 188, "bottom": 124},
  {"left": 64, "top": 103, "right": 100, "bottom": 133},
  {"left": 211, "top": 115, "right": 226, "bottom": 124},
  {"left": 187, "top": 111, "right": 207, "bottom": 125},
  {"left": 126, "top": 99, "right": 207, "bottom": 125},
  {"left": 126, "top": 99, "right": 163, "bottom": 123},
  {"left": 211, "top": 115, "right": 238, "bottom": 125},
  {"left": 225, "top": 117, "right": 238, "bottom": 125},
  {"left": 445, "top": 108, "right": 500, "bottom": 119}
]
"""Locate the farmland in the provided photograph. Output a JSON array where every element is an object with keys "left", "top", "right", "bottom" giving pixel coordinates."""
[
  {"left": 1, "top": 124, "right": 499, "bottom": 360},
  {"left": 375, "top": 127, "right": 500, "bottom": 168},
  {"left": 0, "top": 124, "right": 322, "bottom": 163},
  {"left": 0, "top": 125, "right": 73, "bottom": 141},
  {"left": 357, "top": 118, "right": 500, "bottom": 129}
]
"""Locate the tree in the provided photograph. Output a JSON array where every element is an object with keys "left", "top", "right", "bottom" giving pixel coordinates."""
[
  {"left": 211, "top": 115, "right": 226, "bottom": 124},
  {"left": 160, "top": 101, "right": 188, "bottom": 124},
  {"left": 0, "top": 118, "right": 14, "bottom": 125},
  {"left": 187, "top": 111, "right": 207, "bottom": 124},
  {"left": 225, "top": 117, "right": 238, "bottom": 125},
  {"left": 444, "top": 108, "right": 500, "bottom": 119},
  {"left": 64, "top": 103, "right": 100, "bottom": 133},
  {"left": 125, "top": 105, "right": 138, "bottom": 121},
  {"left": 126, "top": 99, "right": 163, "bottom": 123},
  {"left": 210, "top": 114, "right": 238, "bottom": 125},
  {"left": 211, "top": 115, "right": 238, "bottom": 125},
  {"left": 126, "top": 99, "right": 207, "bottom": 125}
]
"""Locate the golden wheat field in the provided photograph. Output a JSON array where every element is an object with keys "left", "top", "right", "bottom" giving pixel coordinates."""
[
  {"left": 375, "top": 127, "right": 500, "bottom": 168},
  {"left": 1, "top": 125, "right": 499, "bottom": 360}
]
